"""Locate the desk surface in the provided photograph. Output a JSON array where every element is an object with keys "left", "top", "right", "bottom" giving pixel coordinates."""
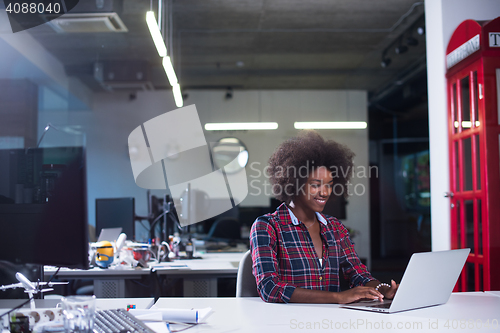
[
  {"left": 44, "top": 252, "right": 244, "bottom": 277},
  {"left": 153, "top": 293, "right": 500, "bottom": 333},
  {"left": 151, "top": 252, "right": 243, "bottom": 275},
  {"left": 0, "top": 298, "right": 154, "bottom": 311}
]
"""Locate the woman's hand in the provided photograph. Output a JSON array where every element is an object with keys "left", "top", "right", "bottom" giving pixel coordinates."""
[
  {"left": 336, "top": 286, "right": 384, "bottom": 304},
  {"left": 381, "top": 279, "right": 399, "bottom": 300}
]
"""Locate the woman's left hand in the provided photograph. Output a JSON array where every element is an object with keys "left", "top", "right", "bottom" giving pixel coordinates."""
[{"left": 383, "top": 279, "right": 399, "bottom": 300}]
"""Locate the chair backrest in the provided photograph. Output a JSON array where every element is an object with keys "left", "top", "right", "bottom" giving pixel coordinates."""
[{"left": 236, "top": 250, "right": 259, "bottom": 297}]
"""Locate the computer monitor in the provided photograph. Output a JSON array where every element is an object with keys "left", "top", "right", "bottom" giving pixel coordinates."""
[
  {"left": 0, "top": 146, "right": 89, "bottom": 269},
  {"left": 95, "top": 197, "right": 135, "bottom": 240}
]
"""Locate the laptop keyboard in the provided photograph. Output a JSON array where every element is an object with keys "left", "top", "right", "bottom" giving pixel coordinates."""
[
  {"left": 369, "top": 303, "right": 392, "bottom": 309},
  {"left": 94, "top": 309, "right": 156, "bottom": 333}
]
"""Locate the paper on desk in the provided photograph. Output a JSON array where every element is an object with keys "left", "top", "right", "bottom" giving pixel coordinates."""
[
  {"left": 132, "top": 310, "right": 170, "bottom": 333},
  {"left": 129, "top": 307, "right": 212, "bottom": 324},
  {"left": 150, "top": 264, "right": 190, "bottom": 271}
]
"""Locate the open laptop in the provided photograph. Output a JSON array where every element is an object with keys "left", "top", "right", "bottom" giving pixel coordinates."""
[
  {"left": 97, "top": 227, "right": 123, "bottom": 242},
  {"left": 341, "top": 248, "right": 470, "bottom": 313}
]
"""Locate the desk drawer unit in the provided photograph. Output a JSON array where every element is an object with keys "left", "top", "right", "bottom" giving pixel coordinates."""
[
  {"left": 183, "top": 278, "right": 217, "bottom": 297},
  {"left": 94, "top": 279, "right": 126, "bottom": 298}
]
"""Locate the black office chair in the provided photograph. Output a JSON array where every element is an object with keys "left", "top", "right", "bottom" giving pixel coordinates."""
[{"left": 204, "top": 217, "right": 241, "bottom": 243}]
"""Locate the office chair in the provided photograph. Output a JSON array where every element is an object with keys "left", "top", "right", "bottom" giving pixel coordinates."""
[{"left": 236, "top": 250, "right": 259, "bottom": 297}]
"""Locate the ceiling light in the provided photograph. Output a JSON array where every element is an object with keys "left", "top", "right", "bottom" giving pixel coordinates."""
[
  {"left": 205, "top": 123, "right": 279, "bottom": 131},
  {"left": 406, "top": 36, "right": 419, "bottom": 46},
  {"left": 146, "top": 11, "right": 167, "bottom": 57},
  {"left": 172, "top": 83, "right": 183, "bottom": 107},
  {"left": 381, "top": 56, "right": 391, "bottom": 68},
  {"left": 417, "top": 26, "right": 425, "bottom": 35},
  {"left": 395, "top": 44, "right": 408, "bottom": 54},
  {"left": 380, "top": 48, "right": 391, "bottom": 68},
  {"left": 238, "top": 150, "right": 249, "bottom": 168},
  {"left": 294, "top": 122, "right": 367, "bottom": 129},
  {"left": 162, "top": 56, "right": 178, "bottom": 86}
]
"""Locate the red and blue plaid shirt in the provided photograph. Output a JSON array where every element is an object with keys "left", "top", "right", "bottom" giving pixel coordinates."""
[{"left": 250, "top": 203, "right": 374, "bottom": 303}]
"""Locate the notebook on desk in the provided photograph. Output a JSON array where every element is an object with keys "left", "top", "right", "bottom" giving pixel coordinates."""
[{"left": 341, "top": 248, "right": 470, "bottom": 313}]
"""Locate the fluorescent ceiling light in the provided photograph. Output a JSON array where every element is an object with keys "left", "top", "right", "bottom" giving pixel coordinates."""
[
  {"left": 162, "top": 56, "right": 178, "bottom": 86},
  {"left": 238, "top": 150, "right": 249, "bottom": 168},
  {"left": 205, "top": 123, "right": 278, "bottom": 131},
  {"left": 294, "top": 122, "right": 367, "bottom": 129},
  {"left": 172, "top": 83, "right": 183, "bottom": 107},
  {"left": 146, "top": 11, "right": 167, "bottom": 57}
]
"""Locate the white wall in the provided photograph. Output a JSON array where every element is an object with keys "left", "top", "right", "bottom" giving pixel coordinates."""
[{"left": 425, "top": 0, "right": 500, "bottom": 251}]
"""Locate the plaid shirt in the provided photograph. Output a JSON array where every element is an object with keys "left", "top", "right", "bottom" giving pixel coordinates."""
[{"left": 250, "top": 203, "right": 374, "bottom": 303}]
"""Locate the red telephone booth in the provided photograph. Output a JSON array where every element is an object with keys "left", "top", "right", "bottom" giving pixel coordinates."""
[{"left": 446, "top": 17, "right": 500, "bottom": 291}]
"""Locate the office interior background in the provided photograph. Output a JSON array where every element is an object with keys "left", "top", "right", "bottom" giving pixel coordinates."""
[{"left": 0, "top": 0, "right": 499, "bottom": 295}]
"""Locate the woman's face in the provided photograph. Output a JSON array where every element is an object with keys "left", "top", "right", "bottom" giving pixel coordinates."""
[{"left": 294, "top": 166, "right": 333, "bottom": 212}]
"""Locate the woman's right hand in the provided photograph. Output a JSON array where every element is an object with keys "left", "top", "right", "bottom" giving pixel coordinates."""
[{"left": 335, "top": 286, "right": 384, "bottom": 304}]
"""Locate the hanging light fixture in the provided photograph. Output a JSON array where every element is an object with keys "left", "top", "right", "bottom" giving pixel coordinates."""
[
  {"left": 394, "top": 37, "right": 409, "bottom": 54},
  {"left": 205, "top": 123, "right": 278, "bottom": 131},
  {"left": 146, "top": 5, "right": 183, "bottom": 108},
  {"left": 146, "top": 11, "right": 167, "bottom": 57},
  {"left": 381, "top": 49, "right": 391, "bottom": 68},
  {"left": 294, "top": 122, "right": 367, "bottom": 130}
]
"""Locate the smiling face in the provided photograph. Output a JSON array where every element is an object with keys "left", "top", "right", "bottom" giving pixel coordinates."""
[{"left": 294, "top": 166, "right": 333, "bottom": 213}]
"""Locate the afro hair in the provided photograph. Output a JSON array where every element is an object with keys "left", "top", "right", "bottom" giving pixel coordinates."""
[{"left": 267, "top": 130, "right": 355, "bottom": 204}]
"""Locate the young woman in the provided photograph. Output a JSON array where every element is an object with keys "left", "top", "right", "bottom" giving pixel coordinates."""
[{"left": 250, "top": 130, "right": 398, "bottom": 303}]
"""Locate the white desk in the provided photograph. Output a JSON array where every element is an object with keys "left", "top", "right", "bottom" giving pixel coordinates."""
[
  {"left": 153, "top": 293, "right": 500, "bottom": 333},
  {"left": 44, "top": 252, "right": 245, "bottom": 298},
  {"left": 44, "top": 266, "right": 151, "bottom": 298},
  {"left": 151, "top": 252, "right": 243, "bottom": 297},
  {"left": 150, "top": 252, "right": 243, "bottom": 275},
  {"left": 486, "top": 290, "right": 500, "bottom": 297},
  {"left": 0, "top": 298, "right": 154, "bottom": 310}
]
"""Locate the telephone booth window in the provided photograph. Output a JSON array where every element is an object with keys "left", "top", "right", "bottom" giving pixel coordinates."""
[
  {"left": 454, "top": 141, "right": 460, "bottom": 190},
  {"left": 477, "top": 199, "right": 482, "bottom": 255},
  {"left": 475, "top": 135, "right": 481, "bottom": 190},
  {"left": 466, "top": 262, "right": 475, "bottom": 291},
  {"left": 456, "top": 200, "right": 461, "bottom": 248},
  {"left": 453, "top": 83, "right": 458, "bottom": 134},
  {"left": 460, "top": 76, "right": 471, "bottom": 132},
  {"left": 462, "top": 137, "right": 473, "bottom": 191},
  {"left": 479, "top": 264, "right": 483, "bottom": 291},
  {"left": 473, "top": 72, "right": 479, "bottom": 127},
  {"left": 465, "top": 200, "right": 474, "bottom": 252}
]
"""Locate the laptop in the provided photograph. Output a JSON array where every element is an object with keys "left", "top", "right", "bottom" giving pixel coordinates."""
[
  {"left": 97, "top": 227, "right": 123, "bottom": 242},
  {"left": 341, "top": 248, "right": 470, "bottom": 313}
]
